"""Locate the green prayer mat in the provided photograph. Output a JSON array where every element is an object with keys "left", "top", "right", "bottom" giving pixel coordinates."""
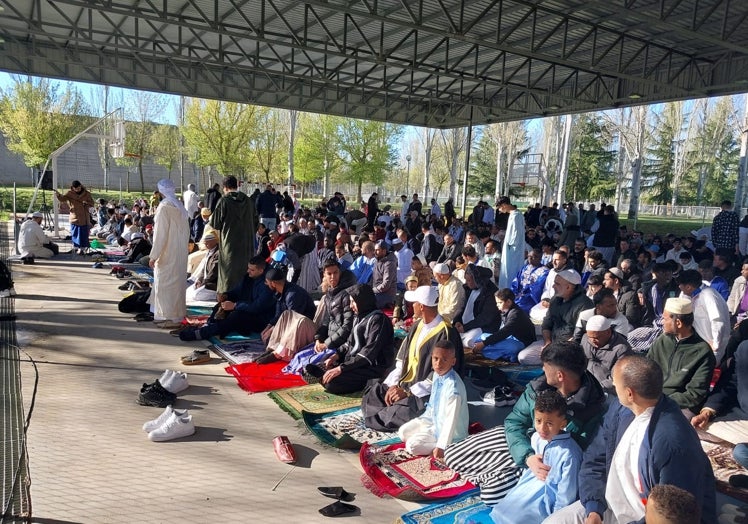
[{"left": 267, "top": 383, "right": 363, "bottom": 420}]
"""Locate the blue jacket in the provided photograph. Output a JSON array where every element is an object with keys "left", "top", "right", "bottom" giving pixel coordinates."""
[
  {"left": 579, "top": 396, "right": 716, "bottom": 524},
  {"left": 270, "top": 281, "right": 316, "bottom": 326},
  {"left": 227, "top": 271, "right": 276, "bottom": 325}
]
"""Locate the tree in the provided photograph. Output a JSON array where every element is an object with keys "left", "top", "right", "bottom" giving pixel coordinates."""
[
  {"left": 0, "top": 76, "right": 90, "bottom": 170},
  {"left": 120, "top": 91, "right": 169, "bottom": 193},
  {"left": 294, "top": 113, "right": 343, "bottom": 197},
  {"left": 250, "top": 107, "right": 287, "bottom": 184},
  {"left": 182, "top": 98, "right": 258, "bottom": 178},
  {"left": 566, "top": 114, "right": 617, "bottom": 202},
  {"left": 151, "top": 124, "right": 181, "bottom": 180},
  {"left": 439, "top": 127, "right": 468, "bottom": 201},
  {"left": 338, "top": 118, "right": 402, "bottom": 202}
]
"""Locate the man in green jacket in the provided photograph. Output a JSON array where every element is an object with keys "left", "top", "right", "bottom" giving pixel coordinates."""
[{"left": 647, "top": 297, "right": 715, "bottom": 418}]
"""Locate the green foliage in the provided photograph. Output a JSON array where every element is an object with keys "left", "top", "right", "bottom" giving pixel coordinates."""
[
  {"left": 294, "top": 113, "right": 343, "bottom": 186},
  {"left": 182, "top": 99, "right": 258, "bottom": 177},
  {"left": 337, "top": 119, "right": 402, "bottom": 201},
  {"left": 150, "top": 124, "right": 181, "bottom": 177},
  {"left": 641, "top": 104, "right": 680, "bottom": 204},
  {"left": 250, "top": 107, "right": 288, "bottom": 183},
  {"left": 566, "top": 115, "right": 617, "bottom": 201},
  {"left": 468, "top": 130, "right": 497, "bottom": 198},
  {"left": 0, "top": 77, "right": 90, "bottom": 168}
]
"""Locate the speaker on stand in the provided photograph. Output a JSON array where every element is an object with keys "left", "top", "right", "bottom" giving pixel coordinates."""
[{"left": 36, "top": 171, "right": 54, "bottom": 230}]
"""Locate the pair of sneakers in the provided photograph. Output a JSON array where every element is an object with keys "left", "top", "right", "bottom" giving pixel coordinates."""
[
  {"left": 142, "top": 405, "right": 195, "bottom": 442},
  {"left": 482, "top": 386, "right": 516, "bottom": 407},
  {"left": 136, "top": 370, "right": 189, "bottom": 407}
]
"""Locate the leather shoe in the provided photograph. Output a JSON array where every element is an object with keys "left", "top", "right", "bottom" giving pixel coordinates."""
[
  {"left": 317, "top": 486, "right": 354, "bottom": 502},
  {"left": 318, "top": 501, "right": 358, "bottom": 517}
]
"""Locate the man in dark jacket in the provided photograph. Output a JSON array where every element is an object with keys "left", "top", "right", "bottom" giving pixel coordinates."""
[
  {"left": 304, "top": 284, "right": 395, "bottom": 394},
  {"left": 638, "top": 262, "right": 679, "bottom": 327},
  {"left": 179, "top": 255, "right": 275, "bottom": 341},
  {"left": 204, "top": 183, "right": 221, "bottom": 212},
  {"left": 435, "top": 233, "right": 461, "bottom": 268},
  {"left": 256, "top": 184, "right": 279, "bottom": 231},
  {"left": 419, "top": 222, "right": 441, "bottom": 263},
  {"left": 519, "top": 269, "right": 592, "bottom": 365},
  {"left": 453, "top": 264, "right": 501, "bottom": 350},
  {"left": 545, "top": 355, "right": 716, "bottom": 524},
  {"left": 312, "top": 260, "right": 357, "bottom": 353},
  {"left": 372, "top": 240, "right": 398, "bottom": 308}
]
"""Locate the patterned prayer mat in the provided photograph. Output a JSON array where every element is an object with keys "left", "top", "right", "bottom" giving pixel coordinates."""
[
  {"left": 225, "top": 360, "right": 306, "bottom": 394},
  {"left": 210, "top": 338, "right": 265, "bottom": 364},
  {"left": 268, "top": 384, "right": 363, "bottom": 420},
  {"left": 699, "top": 430, "right": 748, "bottom": 503},
  {"left": 395, "top": 489, "right": 490, "bottom": 524},
  {"left": 464, "top": 356, "right": 544, "bottom": 388},
  {"left": 302, "top": 407, "right": 399, "bottom": 449},
  {"left": 360, "top": 442, "right": 476, "bottom": 502}
]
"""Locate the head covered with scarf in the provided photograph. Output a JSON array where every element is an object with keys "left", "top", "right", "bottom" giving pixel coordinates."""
[
  {"left": 157, "top": 179, "right": 189, "bottom": 221},
  {"left": 349, "top": 284, "right": 377, "bottom": 318},
  {"left": 466, "top": 263, "right": 494, "bottom": 290}
]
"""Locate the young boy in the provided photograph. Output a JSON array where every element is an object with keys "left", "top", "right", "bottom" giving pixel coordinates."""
[
  {"left": 397, "top": 341, "right": 468, "bottom": 459},
  {"left": 490, "top": 389, "right": 582, "bottom": 524},
  {"left": 644, "top": 484, "right": 700, "bottom": 524}
]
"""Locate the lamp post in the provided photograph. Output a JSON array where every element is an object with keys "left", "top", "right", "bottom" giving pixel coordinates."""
[{"left": 406, "top": 155, "right": 412, "bottom": 196}]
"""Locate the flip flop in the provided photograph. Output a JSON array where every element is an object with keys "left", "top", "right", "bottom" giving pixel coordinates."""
[
  {"left": 317, "top": 487, "right": 355, "bottom": 502},
  {"left": 318, "top": 501, "right": 358, "bottom": 517}
]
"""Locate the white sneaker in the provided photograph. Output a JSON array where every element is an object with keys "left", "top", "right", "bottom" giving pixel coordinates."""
[
  {"left": 143, "top": 405, "right": 176, "bottom": 432},
  {"left": 148, "top": 412, "right": 195, "bottom": 442},
  {"left": 8, "top": 288, "right": 16, "bottom": 297},
  {"left": 158, "top": 369, "right": 175, "bottom": 385},
  {"left": 161, "top": 371, "right": 189, "bottom": 394},
  {"left": 0, "top": 288, "right": 13, "bottom": 298}
]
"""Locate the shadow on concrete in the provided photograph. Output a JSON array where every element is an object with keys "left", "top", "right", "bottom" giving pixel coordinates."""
[
  {"left": 291, "top": 443, "right": 320, "bottom": 469},
  {"left": 31, "top": 518, "right": 85, "bottom": 524},
  {"left": 160, "top": 425, "right": 232, "bottom": 443}
]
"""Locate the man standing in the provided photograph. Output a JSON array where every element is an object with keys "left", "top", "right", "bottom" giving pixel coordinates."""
[
  {"left": 392, "top": 238, "right": 413, "bottom": 288},
  {"left": 210, "top": 175, "right": 257, "bottom": 294},
  {"left": 204, "top": 183, "right": 221, "bottom": 212},
  {"left": 182, "top": 183, "right": 199, "bottom": 219},
  {"left": 712, "top": 199, "right": 739, "bottom": 254},
  {"left": 54, "top": 180, "right": 95, "bottom": 255},
  {"left": 256, "top": 184, "right": 278, "bottom": 231},
  {"left": 545, "top": 355, "right": 716, "bottom": 524},
  {"left": 149, "top": 179, "right": 190, "bottom": 329},
  {"left": 497, "top": 196, "right": 526, "bottom": 289},
  {"left": 366, "top": 192, "right": 380, "bottom": 230},
  {"left": 18, "top": 212, "right": 57, "bottom": 258}
]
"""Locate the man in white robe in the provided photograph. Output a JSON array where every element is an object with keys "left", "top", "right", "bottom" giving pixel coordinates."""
[
  {"left": 498, "top": 196, "right": 526, "bottom": 289},
  {"left": 18, "top": 212, "right": 56, "bottom": 258},
  {"left": 149, "top": 179, "right": 190, "bottom": 329}
]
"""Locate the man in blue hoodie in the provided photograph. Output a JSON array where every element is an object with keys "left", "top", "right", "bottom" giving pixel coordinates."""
[{"left": 544, "top": 355, "right": 715, "bottom": 524}]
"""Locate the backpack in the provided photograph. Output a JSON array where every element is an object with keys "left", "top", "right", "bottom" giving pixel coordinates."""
[
  {"left": 118, "top": 289, "right": 151, "bottom": 313},
  {"left": 0, "top": 260, "right": 14, "bottom": 291}
]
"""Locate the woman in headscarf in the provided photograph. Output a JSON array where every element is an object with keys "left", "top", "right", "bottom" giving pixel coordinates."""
[
  {"left": 148, "top": 179, "right": 190, "bottom": 329},
  {"left": 302, "top": 284, "right": 395, "bottom": 394},
  {"left": 54, "top": 180, "right": 95, "bottom": 255},
  {"left": 453, "top": 264, "right": 501, "bottom": 349}
]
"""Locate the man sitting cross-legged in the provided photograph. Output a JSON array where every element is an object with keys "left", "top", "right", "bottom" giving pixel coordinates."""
[{"left": 179, "top": 255, "right": 275, "bottom": 342}]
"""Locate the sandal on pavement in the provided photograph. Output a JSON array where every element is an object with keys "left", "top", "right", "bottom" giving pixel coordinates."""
[
  {"left": 181, "top": 350, "right": 211, "bottom": 365},
  {"left": 317, "top": 487, "right": 355, "bottom": 502}
]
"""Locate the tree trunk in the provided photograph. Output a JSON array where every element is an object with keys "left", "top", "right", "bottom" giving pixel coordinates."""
[
  {"left": 735, "top": 96, "right": 748, "bottom": 216},
  {"left": 494, "top": 141, "right": 503, "bottom": 201}
]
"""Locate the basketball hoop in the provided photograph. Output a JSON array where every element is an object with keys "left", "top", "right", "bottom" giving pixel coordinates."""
[{"left": 123, "top": 152, "right": 142, "bottom": 159}]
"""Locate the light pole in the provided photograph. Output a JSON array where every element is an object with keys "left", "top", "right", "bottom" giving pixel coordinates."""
[{"left": 406, "top": 155, "right": 412, "bottom": 196}]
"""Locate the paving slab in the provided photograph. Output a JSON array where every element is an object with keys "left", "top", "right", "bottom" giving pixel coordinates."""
[{"left": 14, "top": 254, "right": 422, "bottom": 524}]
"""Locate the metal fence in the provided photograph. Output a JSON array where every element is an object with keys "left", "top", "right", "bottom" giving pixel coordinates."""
[{"left": 0, "top": 223, "right": 30, "bottom": 524}]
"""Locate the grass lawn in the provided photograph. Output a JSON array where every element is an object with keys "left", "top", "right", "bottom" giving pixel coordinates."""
[{"left": 621, "top": 215, "right": 712, "bottom": 238}]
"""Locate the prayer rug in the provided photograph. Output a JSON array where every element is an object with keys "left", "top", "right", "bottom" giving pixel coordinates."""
[
  {"left": 268, "top": 384, "right": 364, "bottom": 420},
  {"left": 360, "top": 442, "right": 476, "bottom": 502},
  {"left": 186, "top": 305, "right": 215, "bottom": 316},
  {"left": 464, "top": 356, "right": 544, "bottom": 388},
  {"left": 395, "top": 490, "right": 490, "bottom": 524},
  {"left": 210, "top": 338, "right": 266, "bottom": 365},
  {"left": 225, "top": 361, "right": 306, "bottom": 394},
  {"left": 302, "top": 407, "right": 399, "bottom": 449},
  {"left": 699, "top": 430, "right": 748, "bottom": 503}
]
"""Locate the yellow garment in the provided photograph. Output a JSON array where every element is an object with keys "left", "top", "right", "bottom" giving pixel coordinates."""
[{"left": 399, "top": 320, "right": 448, "bottom": 385}]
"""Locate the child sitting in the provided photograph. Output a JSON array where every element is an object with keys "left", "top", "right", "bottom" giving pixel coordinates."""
[
  {"left": 397, "top": 340, "right": 468, "bottom": 459},
  {"left": 490, "top": 389, "right": 582, "bottom": 524}
]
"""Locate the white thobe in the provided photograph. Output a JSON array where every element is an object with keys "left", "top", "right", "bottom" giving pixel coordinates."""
[
  {"left": 149, "top": 202, "right": 190, "bottom": 321},
  {"left": 499, "top": 209, "right": 526, "bottom": 288},
  {"left": 18, "top": 220, "right": 53, "bottom": 258}
]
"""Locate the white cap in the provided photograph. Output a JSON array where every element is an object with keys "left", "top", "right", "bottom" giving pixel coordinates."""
[
  {"left": 433, "top": 263, "right": 450, "bottom": 275},
  {"left": 556, "top": 269, "right": 582, "bottom": 285},
  {"left": 404, "top": 286, "right": 439, "bottom": 307},
  {"left": 32, "top": 212, "right": 43, "bottom": 218},
  {"left": 586, "top": 315, "right": 612, "bottom": 332},
  {"left": 665, "top": 297, "right": 693, "bottom": 315}
]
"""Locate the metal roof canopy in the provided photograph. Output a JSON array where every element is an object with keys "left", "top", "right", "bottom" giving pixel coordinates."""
[{"left": 0, "top": 0, "right": 747, "bottom": 128}]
